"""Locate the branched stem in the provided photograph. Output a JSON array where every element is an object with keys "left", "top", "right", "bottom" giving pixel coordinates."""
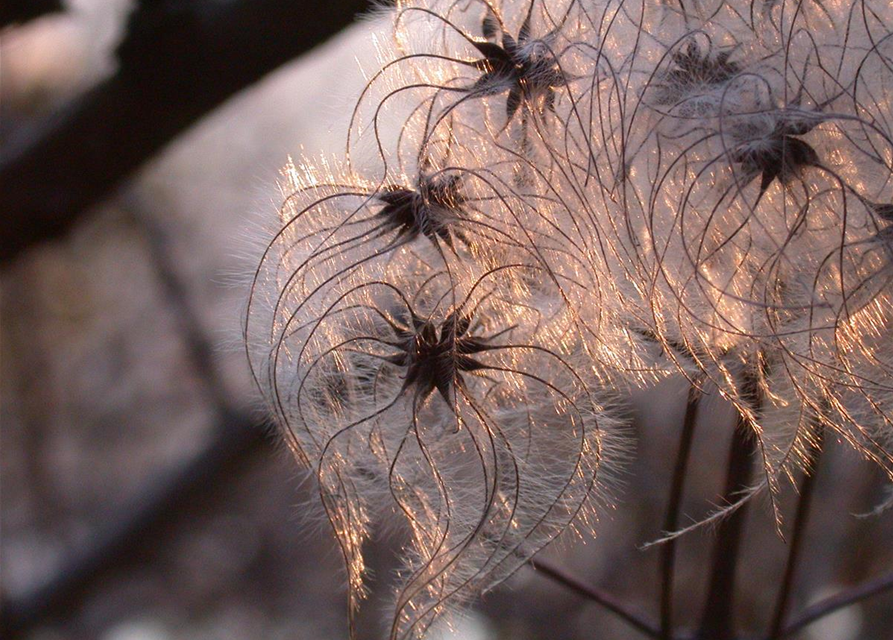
[
  {"left": 660, "top": 384, "right": 702, "bottom": 639},
  {"left": 768, "top": 424, "right": 825, "bottom": 638},
  {"left": 699, "top": 374, "right": 760, "bottom": 640},
  {"left": 529, "top": 557, "right": 662, "bottom": 638}
]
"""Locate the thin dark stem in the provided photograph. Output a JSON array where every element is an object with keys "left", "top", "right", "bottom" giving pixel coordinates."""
[
  {"left": 0, "top": 413, "right": 271, "bottom": 639},
  {"left": 0, "top": 199, "right": 274, "bottom": 638},
  {"left": 130, "top": 199, "right": 233, "bottom": 412},
  {"left": 699, "top": 374, "right": 760, "bottom": 640},
  {"left": 530, "top": 557, "right": 662, "bottom": 638},
  {"left": 780, "top": 570, "right": 893, "bottom": 637},
  {"left": 768, "top": 425, "right": 825, "bottom": 639},
  {"left": 660, "top": 384, "right": 702, "bottom": 639}
]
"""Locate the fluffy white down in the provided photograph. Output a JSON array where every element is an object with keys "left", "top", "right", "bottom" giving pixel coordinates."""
[{"left": 245, "top": 1, "right": 893, "bottom": 637}]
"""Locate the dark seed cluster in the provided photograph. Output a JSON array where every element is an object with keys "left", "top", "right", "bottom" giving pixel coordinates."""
[
  {"left": 385, "top": 310, "right": 492, "bottom": 405},
  {"left": 376, "top": 173, "right": 466, "bottom": 249},
  {"left": 468, "top": 8, "right": 566, "bottom": 123}
]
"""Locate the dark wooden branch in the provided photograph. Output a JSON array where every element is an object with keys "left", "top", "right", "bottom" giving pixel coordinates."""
[
  {"left": 530, "top": 557, "right": 662, "bottom": 638},
  {"left": 0, "top": 0, "right": 63, "bottom": 28},
  {"left": 0, "top": 0, "right": 373, "bottom": 264}
]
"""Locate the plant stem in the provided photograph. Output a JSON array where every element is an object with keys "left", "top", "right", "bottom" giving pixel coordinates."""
[
  {"left": 768, "top": 424, "right": 825, "bottom": 638},
  {"left": 530, "top": 557, "right": 662, "bottom": 638},
  {"left": 660, "top": 384, "right": 702, "bottom": 639},
  {"left": 699, "top": 375, "right": 759, "bottom": 640},
  {"left": 780, "top": 570, "right": 893, "bottom": 637}
]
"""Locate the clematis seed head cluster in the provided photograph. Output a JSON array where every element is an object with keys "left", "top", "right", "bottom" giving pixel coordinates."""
[{"left": 245, "top": 1, "right": 893, "bottom": 637}]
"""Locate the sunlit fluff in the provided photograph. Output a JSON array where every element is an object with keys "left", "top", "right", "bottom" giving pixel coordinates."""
[{"left": 246, "top": 0, "right": 893, "bottom": 636}]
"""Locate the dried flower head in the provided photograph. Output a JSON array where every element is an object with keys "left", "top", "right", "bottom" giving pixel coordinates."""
[{"left": 246, "top": 0, "right": 893, "bottom": 635}]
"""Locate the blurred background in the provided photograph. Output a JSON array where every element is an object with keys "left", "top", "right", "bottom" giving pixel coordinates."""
[{"left": 1, "top": 2, "right": 892, "bottom": 639}]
